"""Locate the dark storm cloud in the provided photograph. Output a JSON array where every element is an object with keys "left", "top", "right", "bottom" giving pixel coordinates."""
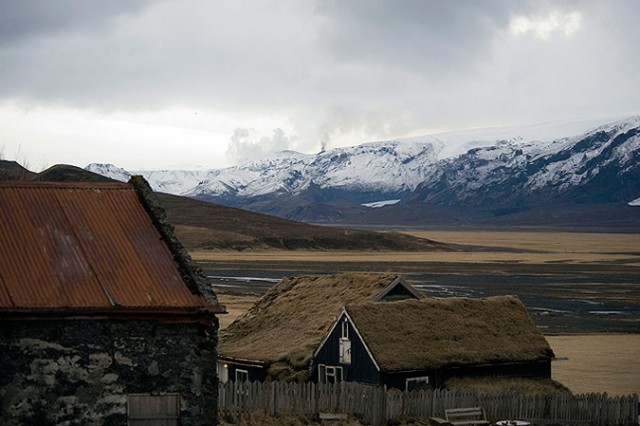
[
  {"left": 0, "top": 0, "right": 529, "bottom": 110},
  {"left": 0, "top": 0, "right": 150, "bottom": 45},
  {"left": 0, "top": 0, "right": 160, "bottom": 108},
  {"left": 314, "top": 1, "right": 522, "bottom": 77},
  {"left": 0, "top": 1, "right": 317, "bottom": 110}
]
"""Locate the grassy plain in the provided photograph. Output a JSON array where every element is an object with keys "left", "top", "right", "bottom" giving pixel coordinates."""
[
  {"left": 548, "top": 334, "right": 640, "bottom": 396},
  {"left": 205, "top": 231, "right": 640, "bottom": 396},
  {"left": 193, "top": 230, "right": 640, "bottom": 265}
]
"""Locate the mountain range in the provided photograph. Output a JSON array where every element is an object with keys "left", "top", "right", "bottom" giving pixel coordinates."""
[{"left": 88, "top": 116, "right": 640, "bottom": 230}]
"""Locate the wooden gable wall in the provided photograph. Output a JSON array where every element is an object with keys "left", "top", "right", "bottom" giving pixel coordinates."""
[{"left": 311, "top": 311, "right": 380, "bottom": 386}]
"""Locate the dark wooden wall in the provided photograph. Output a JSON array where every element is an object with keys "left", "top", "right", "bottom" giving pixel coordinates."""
[{"left": 312, "top": 313, "right": 380, "bottom": 385}]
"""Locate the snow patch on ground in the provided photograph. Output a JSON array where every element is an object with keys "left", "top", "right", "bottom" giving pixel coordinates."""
[{"left": 362, "top": 199, "right": 401, "bottom": 208}]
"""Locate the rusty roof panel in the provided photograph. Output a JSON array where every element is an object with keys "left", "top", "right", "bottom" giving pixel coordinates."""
[{"left": 0, "top": 182, "right": 211, "bottom": 312}]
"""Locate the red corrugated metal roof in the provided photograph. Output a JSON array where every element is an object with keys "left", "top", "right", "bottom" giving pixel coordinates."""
[{"left": 0, "top": 182, "right": 216, "bottom": 313}]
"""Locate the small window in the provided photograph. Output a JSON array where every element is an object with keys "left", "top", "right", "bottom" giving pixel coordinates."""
[
  {"left": 341, "top": 319, "right": 349, "bottom": 339},
  {"left": 128, "top": 393, "right": 179, "bottom": 426},
  {"left": 318, "top": 365, "right": 343, "bottom": 384},
  {"left": 406, "top": 376, "right": 430, "bottom": 392},
  {"left": 339, "top": 338, "right": 351, "bottom": 364},
  {"left": 235, "top": 369, "right": 249, "bottom": 383}
]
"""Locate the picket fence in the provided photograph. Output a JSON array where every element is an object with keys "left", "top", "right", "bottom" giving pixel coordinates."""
[{"left": 218, "top": 381, "right": 639, "bottom": 426}]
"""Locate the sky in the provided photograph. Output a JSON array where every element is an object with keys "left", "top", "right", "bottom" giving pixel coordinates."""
[{"left": 1, "top": 0, "right": 639, "bottom": 171}]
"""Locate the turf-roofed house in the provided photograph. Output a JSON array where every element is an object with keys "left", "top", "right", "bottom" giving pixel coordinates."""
[
  {"left": 217, "top": 274, "right": 421, "bottom": 383},
  {"left": 0, "top": 179, "right": 224, "bottom": 425},
  {"left": 312, "top": 296, "right": 554, "bottom": 390}
]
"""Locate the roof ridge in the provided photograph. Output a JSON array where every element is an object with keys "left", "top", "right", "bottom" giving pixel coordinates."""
[
  {"left": 0, "top": 181, "right": 132, "bottom": 189},
  {"left": 129, "top": 175, "right": 220, "bottom": 307}
]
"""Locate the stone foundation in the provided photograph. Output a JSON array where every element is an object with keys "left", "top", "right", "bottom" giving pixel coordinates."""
[{"left": 0, "top": 317, "right": 218, "bottom": 425}]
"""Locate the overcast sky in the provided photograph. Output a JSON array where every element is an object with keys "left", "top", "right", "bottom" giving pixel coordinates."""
[{"left": 1, "top": 0, "right": 638, "bottom": 171}]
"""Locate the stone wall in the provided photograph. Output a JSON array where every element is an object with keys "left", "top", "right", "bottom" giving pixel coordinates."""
[{"left": 0, "top": 317, "right": 218, "bottom": 425}]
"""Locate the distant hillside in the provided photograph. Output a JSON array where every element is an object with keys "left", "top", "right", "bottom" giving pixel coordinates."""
[
  {"left": 0, "top": 161, "right": 450, "bottom": 252},
  {"left": 0, "top": 162, "right": 114, "bottom": 183},
  {"left": 156, "top": 192, "right": 449, "bottom": 251},
  {"left": 35, "top": 164, "right": 115, "bottom": 183},
  {"left": 0, "top": 161, "right": 36, "bottom": 181}
]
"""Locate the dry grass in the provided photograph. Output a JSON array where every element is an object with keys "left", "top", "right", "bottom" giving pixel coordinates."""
[
  {"left": 444, "top": 376, "right": 571, "bottom": 396},
  {"left": 548, "top": 334, "right": 640, "bottom": 396},
  {"left": 191, "top": 231, "right": 640, "bottom": 265},
  {"left": 175, "top": 225, "right": 255, "bottom": 249},
  {"left": 160, "top": 193, "right": 450, "bottom": 252},
  {"left": 219, "top": 273, "right": 399, "bottom": 380},
  {"left": 348, "top": 296, "right": 552, "bottom": 372},
  {"left": 406, "top": 230, "right": 640, "bottom": 255},
  {"left": 193, "top": 250, "right": 632, "bottom": 264},
  {"left": 217, "top": 293, "right": 261, "bottom": 330}
]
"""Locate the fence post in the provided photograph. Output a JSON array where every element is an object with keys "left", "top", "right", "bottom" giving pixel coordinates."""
[
  {"left": 380, "top": 385, "right": 387, "bottom": 426},
  {"left": 269, "top": 381, "right": 276, "bottom": 417},
  {"left": 312, "top": 382, "right": 318, "bottom": 415}
]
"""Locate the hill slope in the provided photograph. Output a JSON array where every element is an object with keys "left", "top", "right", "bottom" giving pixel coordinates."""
[
  {"left": 157, "top": 193, "right": 449, "bottom": 251},
  {"left": 0, "top": 161, "right": 449, "bottom": 251}
]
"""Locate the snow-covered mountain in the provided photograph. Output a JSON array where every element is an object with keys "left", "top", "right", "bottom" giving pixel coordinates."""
[
  {"left": 410, "top": 116, "right": 640, "bottom": 206},
  {"left": 89, "top": 141, "right": 441, "bottom": 198},
  {"left": 86, "top": 163, "right": 132, "bottom": 182},
  {"left": 87, "top": 116, "right": 640, "bottom": 227}
]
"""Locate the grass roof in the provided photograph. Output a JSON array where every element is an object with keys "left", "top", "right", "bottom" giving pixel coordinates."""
[
  {"left": 346, "top": 296, "right": 553, "bottom": 372},
  {"left": 218, "top": 273, "right": 400, "bottom": 378}
]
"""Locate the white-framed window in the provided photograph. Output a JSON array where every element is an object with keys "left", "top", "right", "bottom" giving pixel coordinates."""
[
  {"left": 235, "top": 369, "right": 249, "bottom": 383},
  {"left": 341, "top": 318, "right": 349, "bottom": 339},
  {"left": 406, "top": 376, "right": 430, "bottom": 392},
  {"left": 318, "top": 364, "right": 343, "bottom": 384},
  {"left": 339, "top": 318, "right": 351, "bottom": 364},
  {"left": 338, "top": 337, "right": 351, "bottom": 364}
]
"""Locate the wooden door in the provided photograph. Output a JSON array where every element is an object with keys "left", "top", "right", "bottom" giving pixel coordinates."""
[{"left": 128, "top": 393, "right": 179, "bottom": 426}]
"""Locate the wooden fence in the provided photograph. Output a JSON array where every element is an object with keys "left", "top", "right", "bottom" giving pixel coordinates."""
[{"left": 218, "top": 381, "right": 639, "bottom": 426}]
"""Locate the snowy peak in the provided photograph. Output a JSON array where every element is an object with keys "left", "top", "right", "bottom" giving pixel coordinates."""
[
  {"left": 85, "top": 116, "right": 640, "bottom": 217},
  {"left": 427, "top": 115, "right": 640, "bottom": 159},
  {"left": 413, "top": 116, "right": 640, "bottom": 207},
  {"left": 85, "top": 163, "right": 132, "bottom": 182},
  {"left": 306, "top": 140, "right": 440, "bottom": 192}
]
